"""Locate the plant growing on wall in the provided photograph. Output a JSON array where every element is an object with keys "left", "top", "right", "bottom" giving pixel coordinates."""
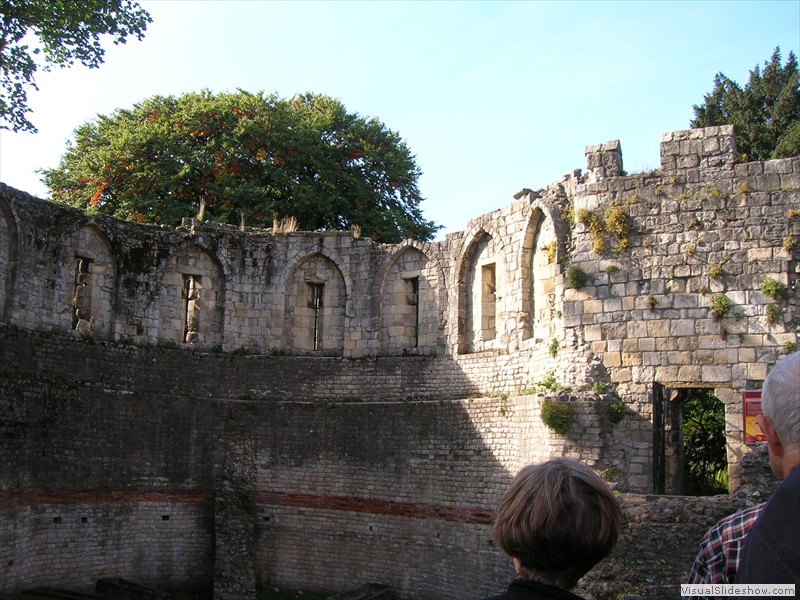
[
  {"left": 577, "top": 209, "right": 606, "bottom": 254},
  {"left": 609, "top": 399, "right": 625, "bottom": 424},
  {"left": 604, "top": 206, "right": 630, "bottom": 253},
  {"left": 708, "top": 264, "right": 723, "bottom": 279},
  {"left": 765, "top": 303, "right": 782, "bottom": 325},
  {"left": 527, "top": 370, "right": 570, "bottom": 394},
  {"left": 544, "top": 240, "right": 557, "bottom": 263},
  {"left": 540, "top": 397, "right": 574, "bottom": 435},
  {"left": 548, "top": 337, "right": 559, "bottom": 357},
  {"left": 576, "top": 206, "right": 631, "bottom": 255},
  {"left": 709, "top": 294, "right": 732, "bottom": 320},
  {"left": 566, "top": 265, "right": 588, "bottom": 289},
  {"left": 761, "top": 277, "right": 788, "bottom": 300}
]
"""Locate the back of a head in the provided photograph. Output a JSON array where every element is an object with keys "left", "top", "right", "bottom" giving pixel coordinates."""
[
  {"left": 762, "top": 351, "right": 800, "bottom": 454},
  {"left": 492, "top": 457, "right": 622, "bottom": 590}
]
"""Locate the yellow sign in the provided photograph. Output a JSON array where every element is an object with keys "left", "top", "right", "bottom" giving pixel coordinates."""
[{"left": 743, "top": 390, "right": 765, "bottom": 444}]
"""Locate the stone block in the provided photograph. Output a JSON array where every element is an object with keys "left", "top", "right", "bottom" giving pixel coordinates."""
[
  {"left": 701, "top": 365, "right": 731, "bottom": 382},
  {"left": 621, "top": 352, "right": 642, "bottom": 366},
  {"left": 655, "top": 366, "right": 679, "bottom": 382},
  {"left": 638, "top": 338, "right": 656, "bottom": 352},
  {"left": 646, "top": 320, "right": 670, "bottom": 338},
  {"left": 678, "top": 365, "right": 702, "bottom": 381}
]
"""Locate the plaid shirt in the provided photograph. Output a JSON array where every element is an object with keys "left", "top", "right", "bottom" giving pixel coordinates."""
[{"left": 686, "top": 503, "right": 766, "bottom": 589}]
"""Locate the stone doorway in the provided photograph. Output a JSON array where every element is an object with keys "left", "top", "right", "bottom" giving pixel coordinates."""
[{"left": 653, "top": 384, "right": 728, "bottom": 495}]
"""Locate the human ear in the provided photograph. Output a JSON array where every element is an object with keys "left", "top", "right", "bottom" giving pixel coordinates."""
[{"left": 757, "top": 415, "right": 783, "bottom": 456}]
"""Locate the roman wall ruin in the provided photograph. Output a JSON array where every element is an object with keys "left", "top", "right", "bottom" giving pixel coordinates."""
[{"left": 0, "top": 125, "right": 798, "bottom": 598}]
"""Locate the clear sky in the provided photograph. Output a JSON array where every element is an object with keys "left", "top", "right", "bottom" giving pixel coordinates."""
[{"left": 0, "top": 0, "right": 798, "bottom": 238}]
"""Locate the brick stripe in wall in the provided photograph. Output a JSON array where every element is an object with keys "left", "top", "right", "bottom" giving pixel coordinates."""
[
  {"left": 0, "top": 488, "right": 493, "bottom": 524},
  {"left": 0, "top": 487, "right": 210, "bottom": 508},
  {"left": 255, "top": 490, "right": 494, "bottom": 524}
]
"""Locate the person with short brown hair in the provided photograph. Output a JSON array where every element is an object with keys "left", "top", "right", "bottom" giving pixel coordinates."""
[{"left": 482, "top": 457, "right": 622, "bottom": 600}]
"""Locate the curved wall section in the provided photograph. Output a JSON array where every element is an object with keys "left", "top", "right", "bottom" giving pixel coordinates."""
[{"left": 0, "top": 125, "right": 798, "bottom": 597}]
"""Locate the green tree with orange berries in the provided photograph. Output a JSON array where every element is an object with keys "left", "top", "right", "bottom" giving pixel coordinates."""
[{"left": 42, "top": 90, "right": 440, "bottom": 243}]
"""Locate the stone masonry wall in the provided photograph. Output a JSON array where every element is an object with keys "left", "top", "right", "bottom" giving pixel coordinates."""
[{"left": 0, "top": 125, "right": 798, "bottom": 598}]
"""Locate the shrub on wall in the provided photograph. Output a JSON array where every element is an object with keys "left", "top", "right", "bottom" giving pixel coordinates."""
[
  {"left": 761, "top": 277, "right": 788, "bottom": 300},
  {"left": 577, "top": 208, "right": 606, "bottom": 254},
  {"left": 609, "top": 399, "right": 625, "bottom": 424},
  {"left": 544, "top": 240, "right": 557, "bottom": 263},
  {"left": 604, "top": 206, "right": 630, "bottom": 252},
  {"left": 527, "top": 370, "right": 570, "bottom": 394},
  {"left": 709, "top": 294, "right": 732, "bottom": 320},
  {"left": 766, "top": 303, "right": 782, "bottom": 325},
  {"left": 540, "top": 397, "right": 574, "bottom": 435},
  {"left": 566, "top": 265, "right": 588, "bottom": 289}
]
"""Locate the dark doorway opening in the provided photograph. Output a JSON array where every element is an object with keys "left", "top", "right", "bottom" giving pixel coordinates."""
[
  {"left": 681, "top": 388, "right": 728, "bottom": 495},
  {"left": 653, "top": 384, "right": 728, "bottom": 495}
]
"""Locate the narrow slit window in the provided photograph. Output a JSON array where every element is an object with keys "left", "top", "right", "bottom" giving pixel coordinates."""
[
  {"left": 182, "top": 274, "right": 201, "bottom": 343},
  {"left": 481, "top": 263, "right": 496, "bottom": 341},
  {"left": 72, "top": 256, "right": 92, "bottom": 331},
  {"left": 308, "top": 282, "right": 324, "bottom": 351},
  {"left": 406, "top": 276, "right": 420, "bottom": 348}
]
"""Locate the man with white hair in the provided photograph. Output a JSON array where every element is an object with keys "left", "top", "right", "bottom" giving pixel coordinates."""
[{"left": 734, "top": 351, "right": 800, "bottom": 586}]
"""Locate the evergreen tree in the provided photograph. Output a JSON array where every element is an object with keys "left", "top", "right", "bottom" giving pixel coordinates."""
[{"left": 691, "top": 47, "right": 800, "bottom": 161}]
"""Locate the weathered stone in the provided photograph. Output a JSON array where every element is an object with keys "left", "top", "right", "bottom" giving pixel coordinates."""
[{"left": 0, "top": 124, "right": 797, "bottom": 600}]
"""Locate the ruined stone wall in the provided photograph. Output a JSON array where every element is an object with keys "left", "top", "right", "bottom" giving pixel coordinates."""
[
  {"left": 0, "top": 327, "right": 602, "bottom": 598},
  {"left": 0, "top": 125, "right": 798, "bottom": 598},
  {"left": 563, "top": 125, "right": 799, "bottom": 490}
]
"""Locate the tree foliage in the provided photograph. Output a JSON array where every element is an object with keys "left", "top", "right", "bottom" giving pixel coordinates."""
[
  {"left": 0, "top": 0, "right": 151, "bottom": 133},
  {"left": 43, "top": 90, "right": 440, "bottom": 243},
  {"left": 691, "top": 47, "right": 800, "bottom": 161}
]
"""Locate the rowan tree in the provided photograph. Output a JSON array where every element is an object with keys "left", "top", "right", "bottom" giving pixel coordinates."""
[
  {"left": 691, "top": 47, "right": 800, "bottom": 161},
  {"left": 0, "top": 0, "right": 151, "bottom": 133},
  {"left": 42, "top": 90, "right": 441, "bottom": 243}
]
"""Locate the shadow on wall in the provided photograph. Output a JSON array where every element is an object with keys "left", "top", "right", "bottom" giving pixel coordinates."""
[{"left": 0, "top": 326, "right": 521, "bottom": 599}]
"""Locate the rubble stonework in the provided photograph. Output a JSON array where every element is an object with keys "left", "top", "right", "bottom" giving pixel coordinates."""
[{"left": 0, "top": 125, "right": 798, "bottom": 598}]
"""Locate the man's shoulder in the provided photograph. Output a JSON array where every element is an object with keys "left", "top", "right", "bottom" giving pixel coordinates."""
[
  {"left": 735, "top": 467, "right": 800, "bottom": 585},
  {"left": 706, "top": 503, "right": 765, "bottom": 541},
  {"left": 761, "top": 467, "right": 800, "bottom": 518}
]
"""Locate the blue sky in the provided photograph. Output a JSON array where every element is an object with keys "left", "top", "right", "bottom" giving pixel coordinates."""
[{"left": 0, "top": 0, "right": 798, "bottom": 238}]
